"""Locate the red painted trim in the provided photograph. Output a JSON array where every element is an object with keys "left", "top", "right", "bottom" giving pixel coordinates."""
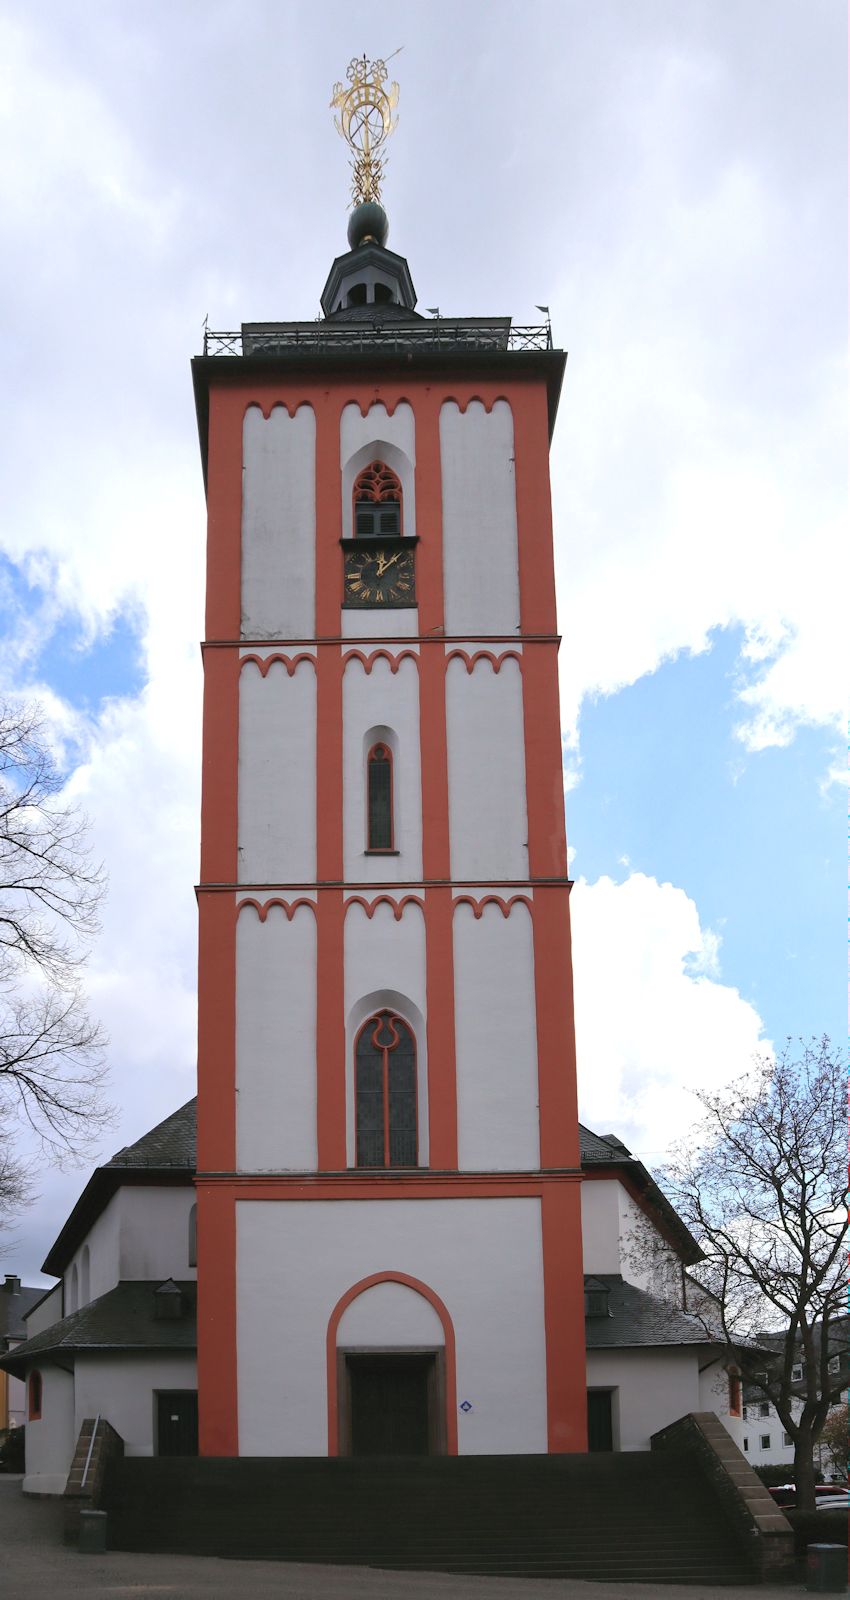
[
  {"left": 541, "top": 1182, "right": 587, "bottom": 1452},
  {"left": 353, "top": 1012, "right": 419, "bottom": 1169},
  {"left": 532, "top": 886, "right": 580, "bottom": 1169},
  {"left": 512, "top": 380, "right": 558, "bottom": 636},
  {"left": 204, "top": 389, "right": 244, "bottom": 640},
  {"left": 521, "top": 644, "right": 568, "bottom": 880},
  {"left": 453, "top": 893, "right": 533, "bottom": 920},
  {"left": 239, "top": 652, "right": 316, "bottom": 678},
  {"left": 195, "top": 1174, "right": 582, "bottom": 1195},
  {"left": 366, "top": 742, "right": 394, "bottom": 852},
  {"left": 326, "top": 1271, "right": 458, "bottom": 1456},
  {"left": 342, "top": 647, "right": 419, "bottom": 675},
  {"left": 197, "top": 893, "right": 237, "bottom": 1171},
  {"left": 424, "top": 887, "right": 458, "bottom": 1169},
  {"left": 236, "top": 896, "right": 317, "bottom": 923},
  {"left": 316, "top": 646, "right": 344, "bottom": 881},
  {"left": 316, "top": 888, "right": 346, "bottom": 1169},
  {"left": 445, "top": 649, "right": 523, "bottom": 674},
  {"left": 197, "top": 1185, "right": 238, "bottom": 1456},
  {"left": 344, "top": 893, "right": 425, "bottom": 921},
  {"left": 200, "top": 649, "right": 239, "bottom": 884}
]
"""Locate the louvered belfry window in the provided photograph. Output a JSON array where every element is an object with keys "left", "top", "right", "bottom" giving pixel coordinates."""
[
  {"left": 353, "top": 460, "right": 402, "bottom": 538},
  {"left": 367, "top": 743, "right": 393, "bottom": 851},
  {"left": 356, "top": 1011, "right": 417, "bottom": 1168}
]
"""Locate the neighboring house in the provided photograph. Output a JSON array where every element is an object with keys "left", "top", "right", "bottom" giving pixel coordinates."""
[
  {"left": 579, "top": 1128, "right": 745, "bottom": 1452},
  {"left": 741, "top": 1322, "right": 848, "bottom": 1475},
  {"left": 0, "top": 1275, "right": 44, "bottom": 1430},
  {"left": 0, "top": 1101, "right": 197, "bottom": 1492},
  {"left": 2, "top": 1103, "right": 745, "bottom": 1490}
]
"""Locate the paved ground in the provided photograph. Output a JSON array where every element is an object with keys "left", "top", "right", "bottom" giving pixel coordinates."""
[{"left": 1, "top": 1476, "right": 822, "bottom": 1600}]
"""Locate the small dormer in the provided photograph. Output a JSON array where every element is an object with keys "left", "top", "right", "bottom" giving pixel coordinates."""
[{"left": 321, "top": 202, "right": 417, "bottom": 318}]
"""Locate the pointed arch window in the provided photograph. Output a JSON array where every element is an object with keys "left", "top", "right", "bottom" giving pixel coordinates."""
[
  {"left": 28, "top": 1370, "right": 42, "bottom": 1420},
  {"left": 353, "top": 460, "right": 403, "bottom": 539},
  {"left": 355, "top": 1011, "right": 417, "bottom": 1168},
  {"left": 366, "top": 743, "right": 394, "bottom": 852}
]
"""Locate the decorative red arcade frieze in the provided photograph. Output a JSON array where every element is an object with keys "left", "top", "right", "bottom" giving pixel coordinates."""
[
  {"left": 341, "top": 647, "right": 419, "bottom": 675},
  {"left": 238, "top": 651, "right": 317, "bottom": 678},
  {"left": 444, "top": 649, "right": 523, "bottom": 674}
]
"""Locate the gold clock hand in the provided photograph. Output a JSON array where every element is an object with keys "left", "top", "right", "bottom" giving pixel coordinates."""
[{"left": 380, "top": 551, "right": 401, "bottom": 572}]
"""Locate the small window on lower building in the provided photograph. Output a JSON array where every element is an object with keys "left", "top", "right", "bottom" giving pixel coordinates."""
[
  {"left": 742, "top": 1404, "right": 748, "bottom": 1419},
  {"left": 743, "top": 1437, "right": 749, "bottom": 1452},
  {"left": 783, "top": 1432, "right": 792, "bottom": 1446},
  {"left": 791, "top": 1363, "right": 803, "bottom": 1381},
  {"left": 28, "top": 1370, "right": 42, "bottom": 1420},
  {"left": 760, "top": 1433, "right": 771, "bottom": 1450},
  {"left": 759, "top": 1401, "right": 770, "bottom": 1418}
]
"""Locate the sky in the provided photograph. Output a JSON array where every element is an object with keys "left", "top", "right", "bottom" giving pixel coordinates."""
[{"left": 0, "top": 1, "right": 844, "bottom": 1283}]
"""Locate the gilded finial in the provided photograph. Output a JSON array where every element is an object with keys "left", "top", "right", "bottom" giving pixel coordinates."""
[{"left": 331, "top": 55, "right": 399, "bottom": 206}]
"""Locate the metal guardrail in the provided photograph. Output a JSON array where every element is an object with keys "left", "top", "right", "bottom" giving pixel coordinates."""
[{"left": 202, "top": 322, "right": 553, "bottom": 357}]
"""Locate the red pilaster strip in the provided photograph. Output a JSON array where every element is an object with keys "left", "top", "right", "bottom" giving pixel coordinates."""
[
  {"left": 513, "top": 379, "right": 558, "bottom": 637},
  {"left": 196, "top": 1183, "right": 238, "bottom": 1456},
  {"left": 196, "top": 892, "right": 237, "bottom": 1172},
  {"left": 533, "top": 885, "right": 580, "bottom": 1169},
  {"left": 522, "top": 643, "right": 567, "bottom": 879},
  {"left": 541, "top": 1179, "right": 587, "bottom": 1453},
  {"left": 316, "top": 887, "right": 346, "bottom": 1170},
  {"left": 205, "top": 388, "right": 244, "bottom": 640},
  {"left": 199, "top": 647, "right": 239, "bottom": 885},
  {"left": 425, "top": 887, "right": 458, "bottom": 1169}
]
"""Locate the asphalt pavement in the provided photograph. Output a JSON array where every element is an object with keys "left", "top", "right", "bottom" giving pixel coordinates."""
[{"left": 0, "top": 1475, "right": 825, "bottom": 1600}]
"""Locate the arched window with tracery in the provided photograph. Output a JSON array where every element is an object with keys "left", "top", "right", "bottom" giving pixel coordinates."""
[
  {"left": 366, "top": 743, "right": 394, "bottom": 852},
  {"left": 353, "top": 461, "right": 403, "bottom": 538},
  {"left": 355, "top": 1011, "right": 417, "bottom": 1168}
]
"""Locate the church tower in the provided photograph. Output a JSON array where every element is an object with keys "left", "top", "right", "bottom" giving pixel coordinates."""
[{"left": 191, "top": 60, "right": 587, "bottom": 1459}]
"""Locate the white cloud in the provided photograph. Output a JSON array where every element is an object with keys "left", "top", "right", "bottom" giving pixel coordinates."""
[{"left": 571, "top": 873, "right": 768, "bottom": 1158}]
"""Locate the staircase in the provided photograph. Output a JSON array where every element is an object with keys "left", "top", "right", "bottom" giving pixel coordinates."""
[{"left": 102, "top": 1450, "right": 759, "bottom": 1583}]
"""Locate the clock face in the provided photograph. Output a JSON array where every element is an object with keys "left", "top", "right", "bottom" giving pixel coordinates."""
[{"left": 344, "top": 544, "right": 416, "bottom": 608}]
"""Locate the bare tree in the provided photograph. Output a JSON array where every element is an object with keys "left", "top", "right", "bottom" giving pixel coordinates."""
[
  {"left": 663, "top": 1038, "right": 847, "bottom": 1510},
  {"left": 0, "top": 700, "right": 110, "bottom": 1189},
  {"left": 818, "top": 1407, "right": 848, "bottom": 1481}
]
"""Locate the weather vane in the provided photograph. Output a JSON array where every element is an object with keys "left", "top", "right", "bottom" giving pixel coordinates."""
[{"left": 331, "top": 54, "right": 400, "bottom": 207}]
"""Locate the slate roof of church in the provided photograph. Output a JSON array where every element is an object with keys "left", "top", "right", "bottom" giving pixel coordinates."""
[
  {"left": 0, "top": 1281, "right": 197, "bottom": 1377},
  {"left": 583, "top": 1275, "right": 719, "bottom": 1350},
  {"left": 105, "top": 1098, "right": 197, "bottom": 1169}
]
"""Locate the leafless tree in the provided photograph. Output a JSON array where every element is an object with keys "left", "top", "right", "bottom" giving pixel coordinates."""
[
  {"left": 818, "top": 1406, "right": 848, "bottom": 1481},
  {"left": 662, "top": 1038, "right": 847, "bottom": 1511},
  {"left": 0, "top": 700, "right": 110, "bottom": 1199}
]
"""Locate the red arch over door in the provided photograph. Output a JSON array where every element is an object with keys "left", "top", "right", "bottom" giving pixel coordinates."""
[{"left": 326, "top": 1270, "right": 458, "bottom": 1455}]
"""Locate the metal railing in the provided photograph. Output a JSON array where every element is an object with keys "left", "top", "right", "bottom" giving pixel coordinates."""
[{"left": 202, "top": 321, "right": 552, "bottom": 358}]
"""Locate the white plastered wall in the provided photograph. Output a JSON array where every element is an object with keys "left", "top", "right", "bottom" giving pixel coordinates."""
[
  {"left": 343, "top": 897, "right": 428, "bottom": 1166},
  {"left": 236, "top": 899, "right": 318, "bottom": 1171},
  {"left": 22, "top": 1364, "right": 75, "bottom": 1493},
  {"left": 699, "top": 1358, "right": 744, "bottom": 1446},
  {"left": 236, "top": 1196, "right": 547, "bottom": 1456},
  {"left": 238, "top": 657, "right": 317, "bottom": 883},
  {"left": 65, "top": 1194, "right": 121, "bottom": 1308},
  {"left": 342, "top": 652, "right": 422, "bottom": 881},
  {"left": 337, "top": 1280, "right": 445, "bottom": 1346},
  {"left": 117, "top": 1188, "right": 198, "bottom": 1281},
  {"left": 24, "top": 1284, "right": 62, "bottom": 1338},
  {"left": 74, "top": 1352, "right": 197, "bottom": 1457},
  {"left": 241, "top": 404, "right": 316, "bottom": 639},
  {"left": 453, "top": 899, "right": 540, "bottom": 1170},
  {"left": 586, "top": 1346, "right": 699, "bottom": 1451},
  {"left": 617, "top": 1187, "right": 682, "bottom": 1303},
  {"left": 340, "top": 402, "right": 418, "bottom": 639},
  {"left": 440, "top": 400, "right": 520, "bottom": 635},
  {"left": 579, "top": 1181, "right": 622, "bottom": 1276},
  {"left": 446, "top": 655, "right": 528, "bottom": 881}
]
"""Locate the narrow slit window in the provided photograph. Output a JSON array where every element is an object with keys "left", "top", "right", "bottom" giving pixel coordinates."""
[
  {"left": 353, "top": 461, "right": 403, "bottom": 538},
  {"left": 28, "top": 1370, "right": 42, "bottom": 1420},
  {"left": 367, "top": 744, "right": 393, "bottom": 851},
  {"left": 355, "top": 1011, "right": 418, "bottom": 1168}
]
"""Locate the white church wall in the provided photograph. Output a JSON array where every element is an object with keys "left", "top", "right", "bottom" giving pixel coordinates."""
[
  {"left": 238, "top": 656, "right": 317, "bottom": 884},
  {"left": 22, "top": 1364, "right": 75, "bottom": 1493},
  {"left": 580, "top": 1181, "right": 623, "bottom": 1277},
  {"left": 236, "top": 899, "right": 318, "bottom": 1171},
  {"left": 241, "top": 404, "right": 316, "bottom": 639},
  {"left": 617, "top": 1187, "right": 683, "bottom": 1304},
  {"left": 24, "top": 1284, "right": 63, "bottom": 1338},
  {"left": 343, "top": 897, "right": 428, "bottom": 1167},
  {"left": 586, "top": 1347, "right": 699, "bottom": 1452},
  {"left": 440, "top": 400, "right": 520, "bottom": 635},
  {"left": 342, "top": 652, "right": 422, "bottom": 881},
  {"left": 73, "top": 1351, "right": 198, "bottom": 1458},
  {"left": 236, "top": 1196, "right": 547, "bottom": 1457},
  {"left": 445, "top": 654, "right": 528, "bottom": 881},
  {"left": 453, "top": 899, "right": 539, "bottom": 1171},
  {"left": 117, "top": 1188, "right": 198, "bottom": 1282},
  {"left": 699, "top": 1359, "right": 744, "bottom": 1446},
  {"left": 66, "top": 1194, "right": 121, "bottom": 1308}
]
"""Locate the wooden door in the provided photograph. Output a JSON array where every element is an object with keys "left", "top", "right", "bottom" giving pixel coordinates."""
[
  {"left": 347, "top": 1353, "right": 434, "bottom": 1456},
  {"left": 156, "top": 1390, "right": 198, "bottom": 1456}
]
